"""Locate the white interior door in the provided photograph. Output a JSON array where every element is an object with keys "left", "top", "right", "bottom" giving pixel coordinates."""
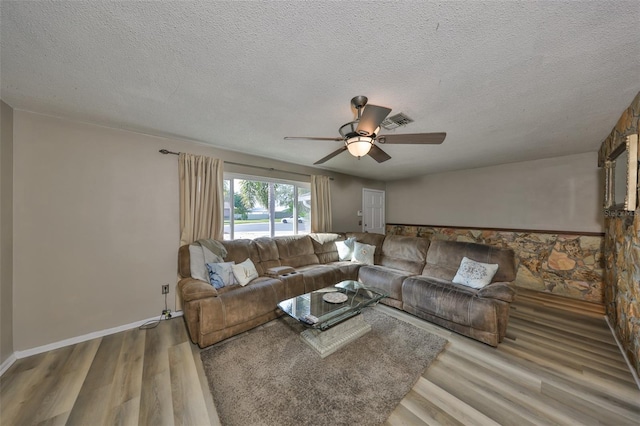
[{"left": 362, "top": 188, "right": 385, "bottom": 234}]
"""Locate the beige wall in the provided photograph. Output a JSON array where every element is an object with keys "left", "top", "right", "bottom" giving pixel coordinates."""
[
  {"left": 386, "top": 152, "right": 604, "bottom": 233},
  {"left": 11, "top": 110, "right": 383, "bottom": 351},
  {"left": 1, "top": 101, "right": 14, "bottom": 363}
]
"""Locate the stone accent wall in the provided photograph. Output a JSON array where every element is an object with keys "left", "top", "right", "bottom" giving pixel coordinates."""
[
  {"left": 386, "top": 225, "right": 604, "bottom": 303},
  {"left": 598, "top": 91, "right": 640, "bottom": 378}
]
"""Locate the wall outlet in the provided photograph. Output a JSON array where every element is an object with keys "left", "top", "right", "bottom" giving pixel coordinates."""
[{"left": 161, "top": 284, "right": 169, "bottom": 294}]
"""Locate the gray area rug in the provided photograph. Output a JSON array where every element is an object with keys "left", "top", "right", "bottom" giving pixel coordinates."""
[{"left": 200, "top": 309, "right": 447, "bottom": 426}]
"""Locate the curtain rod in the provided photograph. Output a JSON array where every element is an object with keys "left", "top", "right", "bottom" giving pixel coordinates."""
[{"left": 159, "top": 149, "right": 333, "bottom": 180}]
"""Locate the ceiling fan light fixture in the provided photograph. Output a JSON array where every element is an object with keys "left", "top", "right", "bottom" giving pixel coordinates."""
[{"left": 345, "top": 136, "right": 373, "bottom": 158}]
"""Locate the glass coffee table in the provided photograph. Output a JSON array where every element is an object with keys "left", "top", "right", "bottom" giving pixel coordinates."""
[{"left": 277, "top": 280, "right": 387, "bottom": 357}]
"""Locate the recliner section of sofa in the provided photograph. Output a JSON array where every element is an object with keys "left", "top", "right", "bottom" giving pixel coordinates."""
[
  {"left": 357, "top": 235, "right": 431, "bottom": 309},
  {"left": 401, "top": 240, "right": 517, "bottom": 346},
  {"left": 178, "top": 232, "right": 517, "bottom": 348}
]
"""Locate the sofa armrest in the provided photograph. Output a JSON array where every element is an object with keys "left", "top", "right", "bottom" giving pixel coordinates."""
[
  {"left": 179, "top": 277, "right": 218, "bottom": 302},
  {"left": 476, "top": 282, "right": 516, "bottom": 303}
]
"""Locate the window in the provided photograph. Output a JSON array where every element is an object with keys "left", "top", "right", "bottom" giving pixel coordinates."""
[{"left": 223, "top": 175, "right": 311, "bottom": 240}]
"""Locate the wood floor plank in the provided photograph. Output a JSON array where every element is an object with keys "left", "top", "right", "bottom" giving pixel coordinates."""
[
  {"left": 66, "top": 333, "right": 125, "bottom": 425},
  {"left": 102, "top": 328, "right": 145, "bottom": 425},
  {"left": 506, "top": 325, "right": 634, "bottom": 379},
  {"left": 510, "top": 309, "right": 614, "bottom": 342},
  {"left": 508, "top": 317, "right": 623, "bottom": 359},
  {"left": 139, "top": 322, "right": 175, "bottom": 425},
  {"left": 34, "top": 339, "right": 102, "bottom": 424},
  {"left": 105, "top": 396, "right": 140, "bottom": 426},
  {"left": 169, "top": 341, "right": 210, "bottom": 425},
  {"left": 540, "top": 380, "right": 640, "bottom": 425},
  {"left": 398, "top": 388, "right": 464, "bottom": 426},
  {"left": 2, "top": 293, "right": 639, "bottom": 425},
  {"left": 427, "top": 363, "right": 552, "bottom": 426},
  {"left": 499, "top": 338, "right": 640, "bottom": 407},
  {"left": 35, "top": 410, "right": 71, "bottom": 426},
  {"left": 437, "top": 349, "right": 602, "bottom": 426},
  {"left": 139, "top": 369, "right": 174, "bottom": 425},
  {"left": 386, "top": 399, "right": 430, "bottom": 426},
  {"left": 4, "top": 345, "right": 77, "bottom": 425},
  {"left": 190, "top": 336, "right": 221, "bottom": 426},
  {"left": 412, "top": 378, "right": 500, "bottom": 426},
  {"left": 515, "top": 290, "right": 606, "bottom": 316}
]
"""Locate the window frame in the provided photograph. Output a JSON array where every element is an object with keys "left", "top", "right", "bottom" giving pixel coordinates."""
[{"left": 223, "top": 173, "right": 311, "bottom": 240}]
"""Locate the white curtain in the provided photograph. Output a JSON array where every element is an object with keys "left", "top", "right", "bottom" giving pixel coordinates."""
[
  {"left": 311, "top": 175, "right": 332, "bottom": 232},
  {"left": 179, "top": 153, "right": 224, "bottom": 245}
]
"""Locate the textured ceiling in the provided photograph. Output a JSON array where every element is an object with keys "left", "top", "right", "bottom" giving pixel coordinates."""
[{"left": 1, "top": 1, "right": 639, "bottom": 180}]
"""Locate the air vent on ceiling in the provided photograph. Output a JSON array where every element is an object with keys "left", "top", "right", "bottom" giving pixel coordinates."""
[{"left": 380, "top": 113, "right": 414, "bottom": 130}]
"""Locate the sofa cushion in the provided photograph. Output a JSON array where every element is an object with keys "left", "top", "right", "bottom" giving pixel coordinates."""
[
  {"left": 477, "top": 282, "right": 516, "bottom": 302},
  {"left": 323, "top": 261, "right": 360, "bottom": 282},
  {"left": 274, "top": 235, "right": 320, "bottom": 268},
  {"left": 309, "top": 233, "right": 343, "bottom": 263},
  {"left": 178, "top": 244, "right": 191, "bottom": 278},
  {"left": 421, "top": 264, "right": 457, "bottom": 282},
  {"left": 221, "top": 239, "right": 264, "bottom": 275},
  {"left": 379, "top": 235, "right": 430, "bottom": 274},
  {"left": 297, "top": 265, "right": 338, "bottom": 293},
  {"left": 358, "top": 265, "right": 412, "bottom": 303},
  {"left": 402, "top": 275, "right": 498, "bottom": 331},
  {"left": 424, "top": 240, "right": 516, "bottom": 283},
  {"left": 253, "top": 237, "right": 282, "bottom": 271},
  {"left": 205, "top": 277, "right": 285, "bottom": 331},
  {"left": 179, "top": 277, "right": 218, "bottom": 302}
]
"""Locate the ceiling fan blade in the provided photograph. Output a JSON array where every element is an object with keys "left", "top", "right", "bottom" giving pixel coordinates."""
[
  {"left": 377, "top": 132, "right": 446, "bottom": 145},
  {"left": 356, "top": 105, "right": 391, "bottom": 136},
  {"left": 314, "top": 146, "right": 348, "bottom": 164},
  {"left": 284, "top": 136, "right": 343, "bottom": 141},
  {"left": 368, "top": 145, "right": 392, "bottom": 163}
]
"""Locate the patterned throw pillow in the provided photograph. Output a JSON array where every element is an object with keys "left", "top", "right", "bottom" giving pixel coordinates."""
[
  {"left": 452, "top": 257, "right": 499, "bottom": 289},
  {"left": 232, "top": 258, "right": 259, "bottom": 286},
  {"left": 206, "top": 262, "right": 237, "bottom": 289},
  {"left": 351, "top": 242, "right": 375, "bottom": 265},
  {"left": 335, "top": 237, "right": 357, "bottom": 261}
]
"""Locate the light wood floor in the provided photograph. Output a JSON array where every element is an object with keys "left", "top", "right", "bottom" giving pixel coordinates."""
[{"left": 2, "top": 290, "right": 639, "bottom": 425}]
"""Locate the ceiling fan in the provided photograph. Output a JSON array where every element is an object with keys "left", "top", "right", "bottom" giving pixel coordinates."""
[{"left": 284, "top": 95, "right": 446, "bottom": 164}]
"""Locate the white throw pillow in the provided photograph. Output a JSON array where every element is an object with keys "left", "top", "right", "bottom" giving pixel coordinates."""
[
  {"left": 452, "top": 257, "right": 499, "bottom": 289},
  {"left": 351, "top": 242, "right": 375, "bottom": 265},
  {"left": 232, "top": 258, "right": 259, "bottom": 286},
  {"left": 206, "top": 262, "right": 237, "bottom": 289},
  {"left": 335, "top": 237, "right": 356, "bottom": 261}
]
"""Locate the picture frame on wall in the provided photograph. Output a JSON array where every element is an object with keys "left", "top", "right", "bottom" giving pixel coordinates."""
[{"left": 604, "top": 133, "right": 639, "bottom": 212}]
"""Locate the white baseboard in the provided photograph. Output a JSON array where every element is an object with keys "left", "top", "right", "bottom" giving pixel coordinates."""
[
  {"left": 605, "top": 315, "right": 640, "bottom": 390},
  {"left": 11, "top": 311, "right": 183, "bottom": 361},
  {"left": 0, "top": 353, "right": 17, "bottom": 377}
]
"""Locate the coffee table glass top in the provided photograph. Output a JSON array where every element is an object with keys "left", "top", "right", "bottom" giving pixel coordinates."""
[{"left": 277, "top": 280, "right": 387, "bottom": 331}]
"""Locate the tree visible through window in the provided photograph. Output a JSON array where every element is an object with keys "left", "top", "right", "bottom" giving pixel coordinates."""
[{"left": 223, "top": 177, "right": 311, "bottom": 240}]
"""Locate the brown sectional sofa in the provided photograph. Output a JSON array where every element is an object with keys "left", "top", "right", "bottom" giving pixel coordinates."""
[{"left": 178, "top": 232, "right": 517, "bottom": 348}]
